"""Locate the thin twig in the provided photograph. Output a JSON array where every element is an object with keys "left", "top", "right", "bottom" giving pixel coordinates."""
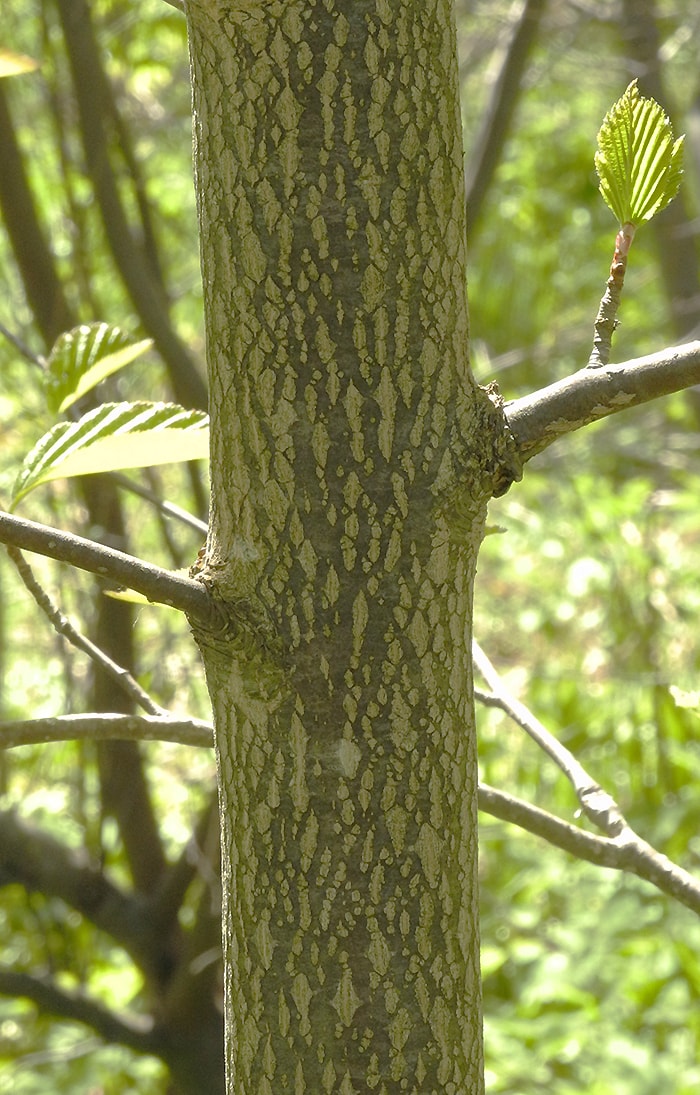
[
  {"left": 109, "top": 471, "right": 208, "bottom": 535},
  {"left": 588, "top": 223, "right": 636, "bottom": 367},
  {"left": 473, "top": 639, "right": 616, "bottom": 826},
  {"left": 0, "top": 510, "right": 213, "bottom": 622},
  {"left": 478, "top": 782, "right": 700, "bottom": 915},
  {"left": 473, "top": 640, "right": 700, "bottom": 914},
  {"left": 0, "top": 319, "right": 45, "bottom": 367},
  {"left": 7, "top": 546, "right": 166, "bottom": 716}
]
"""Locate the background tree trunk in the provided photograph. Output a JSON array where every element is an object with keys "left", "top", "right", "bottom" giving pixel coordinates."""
[{"left": 187, "top": 0, "right": 506, "bottom": 1090}]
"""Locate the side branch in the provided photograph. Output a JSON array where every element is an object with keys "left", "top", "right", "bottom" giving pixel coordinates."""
[
  {"left": 474, "top": 641, "right": 700, "bottom": 916},
  {"left": 0, "top": 511, "right": 212, "bottom": 623},
  {"left": 473, "top": 642, "right": 607, "bottom": 810},
  {"left": 506, "top": 340, "right": 700, "bottom": 461},
  {"left": 6, "top": 708, "right": 697, "bottom": 914},
  {"left": 0, "top": 713, "right": 213, "bottom": 750},
  {"left": 477, "top": 784, "right": 700, "bottom": 916}
]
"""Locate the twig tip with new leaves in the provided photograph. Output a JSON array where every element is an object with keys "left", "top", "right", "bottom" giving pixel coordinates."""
[
  {"left": 587, "top": 82, "right": 684, "bottom": 368},
  {"left": 595, "top": 79, "right": 684, "bottom": 227}
]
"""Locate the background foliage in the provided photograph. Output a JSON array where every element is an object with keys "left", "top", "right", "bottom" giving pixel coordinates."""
[{"left": 1, "top": 0, "right": 699, "bottom": 1091}]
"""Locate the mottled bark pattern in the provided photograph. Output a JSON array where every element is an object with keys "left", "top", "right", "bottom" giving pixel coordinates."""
[{"left": 187, "top": 1, "right": 494, "bottom": 1090}]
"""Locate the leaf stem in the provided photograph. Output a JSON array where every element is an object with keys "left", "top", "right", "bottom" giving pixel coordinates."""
[{"left": 588, "top": 222, "right": 635, "bottom": 367}]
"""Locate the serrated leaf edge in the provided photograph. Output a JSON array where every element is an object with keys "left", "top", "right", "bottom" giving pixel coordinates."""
[
  {"left": 12, "top": 401, "right": 209, "bottom": 507},
  {"left": 595, "top": 79, "right": 684, "bottom": 226}
]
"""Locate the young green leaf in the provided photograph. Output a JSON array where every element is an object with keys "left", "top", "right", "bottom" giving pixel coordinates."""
[
  {"left": 104, "top": 588, "right": 181, "bottom": 607},
  {"left": 46, "top": 323, "right": 153, "bottom": 414},
  {"left": 13, "top": 401, "right": 209, "bottom": 507},
  {"left": 595, "top": 79, "right": 684, "bottom": 226}
]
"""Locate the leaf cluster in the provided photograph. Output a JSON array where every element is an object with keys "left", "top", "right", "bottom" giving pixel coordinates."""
[{"left": 11, "top": 323, "right": 209, "bottom": 507}]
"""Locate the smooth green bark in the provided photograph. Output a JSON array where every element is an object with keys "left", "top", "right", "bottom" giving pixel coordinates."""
[{"left": 187, "top": 1, "right": 505, "bottom": 1089}]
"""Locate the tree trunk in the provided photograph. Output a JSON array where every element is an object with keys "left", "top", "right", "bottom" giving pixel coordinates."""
[{"left": 186, "top": 1, "right": 506, "bottom": 1089}]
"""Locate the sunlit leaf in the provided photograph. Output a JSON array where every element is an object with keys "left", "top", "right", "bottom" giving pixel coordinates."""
[
  {"left": 13, "top": 402, "right": 209, "bottom": 506},
  {"left": 595, "top": 80, "right": 684, "bottom": 225},
  {"left": 104, "top": 588, "right": 152, "bottom": 604},
  {"left": 0, "top": 48, "right": 40, "bottom": 78},
  {"left": 105, "top": 584, "right": 188, "bottom": 608},
  {"left": 46, "top": 323, "right": 153, "bottom": 414}
]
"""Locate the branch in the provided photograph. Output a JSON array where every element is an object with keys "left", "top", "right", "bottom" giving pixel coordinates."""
[
  {"left": 473, "top": 642, "right": 700, "bottom": 915},
  {"left": 477, "top": 783, "right": 700, "bottom": 915},
  {"left": 55, "top": 0, "right": 206, "bottom": 410},
  {"left": 7, "top": 546, "right": 165, "bottom": 717},
  {"left": 506, "top": 340, "right": 700, "bottom": 461},
  {"left": 0, "top": 967, "right": 162, "bottom": 1055},
  {"left": 109, "top": 472, "right": 208, "bottom": 535},
  {"left": 465, "top": 0, "right": 545, "bottom": 233},
  {"left": 0, "top": 85, "right": 76, "bottom": 344},
  {"left": 6, "top": 706, "right": 698, "bottom": 914},
  {"left": 473, "top": 641, "right": 609, "bottom": 817},
  {"left": 0, "top": 511, "right": 213, "bottom": 623},
  {"left": 0, "top": 810, "right": 172, "bottom": 980},
  {"left": 0, "top": 713, "right": 213, "bottom": 750},
  {"left": 478, "top": 782, "right": 620, "bottom": 862}
]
